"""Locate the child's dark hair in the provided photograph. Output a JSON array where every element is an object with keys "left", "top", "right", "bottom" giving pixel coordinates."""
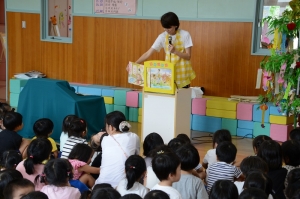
[
  {"left": 176, "top": 134, "right": 191, "bottom": 144},
  {"left": 209, "top": 180, "right": 238, "bottom": 199},
  {"left": 1, "top": 150, "right": 22, "bottom": 170},
  {"left": 216, "top": 141, "right": 237, "bottom": 163},
  {"left": 149, "top": 145, "right": 172, "bottom": 158},
  {"left": 33, "top": 118, "right": 54, "bottom": 138},
  {"left": 286, "top": 168, "right": 300, "bottom": 198},
  {"left": 167, "top": 138, "right": 185, "bottom": 152},
  {"left": 0, "top": 102, "right": 12, "bottom": 120},
  {"left": 281, "top": 140, "right": 300, "bottom": 166},
  {"left": 90, "top": 187, "right": 121, "bottom": 199},
  {"left": 160, "top": 12, "right": 180, "bottom": 30},
  {"left": 3, "top": 178, "right": 34, "bottom": 199},
  {"left": 105, "top": 111, "right": 129, "bottom": 132},
  {"left": 239, "top": 188, "right": 268, "bottom": 199},
  {"left": 38, "top": 158, "right": 73, "bottom": 186},
  {"left": 62, "top": 115, "right": 78, "bottom": 132},
  {"left": 20, "top": 191, "right": 48, "bottom": 199},
  {"left": 252, "top": 135, "right": 272, "bottom": 153},
  {"left": 243, "top": 171, "right": 274, "bottom": 197},
  {"left": 68, "top": 118, "right": 87, "bottom": 137},
  {"left": 68, "top": 143, "right": 93, "bottom": 163},
  {"left": 143, "top": 132, "right": 164, "bottom": 157},
  {"left": 24, "top": 138, "right": 52, "bottom": 175},
  {"left": 0, "top": 169, "right": 23, "bottom": 199},
  {"left": 175, "top": 143, "right": 199, "bottom": 171},
  {"left": 212, "top": 129, "right": 232, "bottom": 148},
  {"left": 290, "top": 128, "right": 300, "bottom": 141},
  {"left": 152, "top": 151, "right": 180, "bottom": 181},
  {"left": 257, "top": 140, "right": 282, "bottom": 170},
  {"left": 240, "top": 156, "right": 268, "bottom": 177},
  {"left": 3, "top": 112, "right": 22, "bottom": 131},
  {"left": 93, "top": 183, "right": 112, "bottom": 190},
  {"left": 120, "top": 194, "right": 142, "bottom": 199},
  {"left": 125, "top": 155, "right": 146, "bottom": 190},
  {"left": 144, "top": 190, "right": 170, "bottom": 199}
]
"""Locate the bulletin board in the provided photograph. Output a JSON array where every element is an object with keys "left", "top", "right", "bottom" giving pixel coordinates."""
[{"left": 94, "top": 0, "right": 136, "bottom": 15}]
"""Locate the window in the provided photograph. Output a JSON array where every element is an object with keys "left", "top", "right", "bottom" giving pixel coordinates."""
[
  {"left": 252, "top": 0, "right": 297, "bottom": 55},
  {"left": 41, "top": 0, "right": 73, "bottom": 43}
]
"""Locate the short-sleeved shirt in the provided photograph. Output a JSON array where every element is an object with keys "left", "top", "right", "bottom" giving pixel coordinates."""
[
  {"left": 0, "top": 129, "right": 22, "bottom": 159},
  {"left": 116, "top": 178, "right": 149, "bottom": 198},
  {"left": 203, "top": 149, "right": 217, "bottom": 166},
  {"left": 32, "top": 136, "right": 57, "bottom": 152},
  {"left": 172, "top": 174, "right": 208, "bottom": 199},
  {"left": 69, "top": 159, "right": 87, "bottom": 180},
  {"left": 41, "top": 185, "right": 81, "bottom": 199},
  {"left": 151, "top": 184, "right": 182, "bottom": 199},
  {"left": 207, "top": 161, "right": 242, "bottom": 192},
  {"left": 61, "top": 136, "right": 88, "bottom": 159}
]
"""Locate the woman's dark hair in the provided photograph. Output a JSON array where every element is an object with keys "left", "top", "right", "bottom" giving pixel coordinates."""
[
  {"left": 257, "top": 140, "right": 282, "bottom": 170},
  {"left": 62, "top": 115, "right": 78, "bottom": 132},
  {"left": 38, "top": 158, "right": 73, "bottom": 186},
  {"left": 120, "top": 194, "right": 142, "bottom": 199},
  {"left": 3, "top": 112, "right": 22, "bottom": 131},
  {"left": 125, "top": 155, "right": 146, "bottom": 190},
  {"left": 239, "top": 188, "right": 268, "bottom": 199},
  {"left": 143, "top": 133, "right": 164, "bottom": 157},
  {"left": 281, "top": 140, "right": 300, "bottom": 166},
  {"left": 176, "top": 134, "right": 191, "bottom": 144},
  {"left": 68, "top": 118, "right": 87, "bottom": 137},
  {"left": 252, "top": 135, "right": 272, "bottom": 154},
  {"left": 212, "top": 129, "right": 232, "bottom": 148},
  {"left": 240, "top": 156, "right": 268, "bottom": 177},
  {"left": 144, "top": 190, "right": 170, "bottom": 199},
  {"left": 290, "top": 128, "right": 300, "bottom": 141},
  {"left": 216, "top": 141, "right": 237, "bottom": 163},
  {"left": 243, "top": 171, "right": 273, "bottom": 197},
  {"left": 0, "top": 169, "right": 23, "bottom": 199},
  {"left": 90, "top": 187, "right": 121, "bottom": 199},
  {"left": 105, "top": 111, "right": 129, "bottom": 132},
  {"left": 1, "top": 150, "right": 22, "bottom": 169},
  {"left": 286, "top": 168, "right": 300, "bottom": 198},
  {"left": 160, "top": 12, "right": 180, "bottom": 30},
  {"left": 20, "top": 191, "right": 48, "bottom": 199},
  {"left": 3, "top": 178, "right": 34, "bottom": 199},
  {"left": 152, "top": 151, "right": 180, "bottom": 181},
  {"left": 209, "top": 180, "right": 238, "bottom": 199},
  {"left": 68, "top": 143, "right": 93, "bottom": 163},
  {"left": 33, "top": 118, "right": 54, "bottom": 138},
  {"left": 175, "top": 143, "right": 199, "bottom": 171},
  {"left": 24, "top": 138, "right": 52, "bottom": 175},
  {"left": 167, "top": 138, "right": 185, "bottom": 152}
]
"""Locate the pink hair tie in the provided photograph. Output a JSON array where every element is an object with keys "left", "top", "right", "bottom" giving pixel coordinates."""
[
  {"left": 29, "top": 155, "right": 33, "bottom": 158},
  {"left": 129, "top": 166, "right": 135, "bottom": 169}
]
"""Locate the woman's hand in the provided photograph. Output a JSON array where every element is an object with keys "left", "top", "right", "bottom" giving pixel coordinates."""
[
  {"left": 92, "top": 131, "right": 106, "bottom": 145},
  {"left": 169, "top": 44, "right": 175, "bottom": 53}
]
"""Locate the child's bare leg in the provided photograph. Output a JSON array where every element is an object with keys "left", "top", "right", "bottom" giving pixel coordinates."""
[
  {"left": 79, "top": 173, "right": 95, "bottom": 188},
  {"left": 19, "top": 139, "right": 31, "bottom": 159}
]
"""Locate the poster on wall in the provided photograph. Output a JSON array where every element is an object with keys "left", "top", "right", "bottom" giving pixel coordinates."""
[{"left": 94, "top": 0, "right": 136, "bottom": 15}]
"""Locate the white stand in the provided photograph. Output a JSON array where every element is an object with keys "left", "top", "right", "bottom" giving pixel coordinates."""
[{"left": 142, "top": 88, "right": 192, "bottom": 143}]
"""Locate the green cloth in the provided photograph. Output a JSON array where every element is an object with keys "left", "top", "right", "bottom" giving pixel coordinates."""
[{"left": 17, "top": 78, "right": 106, "bottom": 142}]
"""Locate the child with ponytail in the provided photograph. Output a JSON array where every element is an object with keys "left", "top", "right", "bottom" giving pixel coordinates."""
[
  {"left": 16, "top": 138, "right": 52, "bottom": 191},
  {"left": 116, "top": 155, "right": 148, "bottom": 197},
  {"left": 61, "top": 118, "right": 88, "bottom": 159},
  {"left": 40, "top": 158, "right": 81, "bottom": 199}
]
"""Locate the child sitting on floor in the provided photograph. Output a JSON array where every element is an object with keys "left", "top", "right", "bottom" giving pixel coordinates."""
[
  {"left": 206, "top": 141, "right": 242, "bottom": 193},
  {"left": 32, "top": 118, "right": 58, "bottom": 158},
  {"left": 151, "top": 150, "right": 182, "bottom": 199}
]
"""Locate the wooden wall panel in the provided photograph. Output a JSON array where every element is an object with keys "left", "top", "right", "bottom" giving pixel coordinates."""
[{"left": 7, "top": 12, "right": 265, "bottom": 97}]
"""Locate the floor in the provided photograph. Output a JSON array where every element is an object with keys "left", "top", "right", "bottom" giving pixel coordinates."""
[{"left": 130, "top": 122, "right": 254, "bottom": 165}]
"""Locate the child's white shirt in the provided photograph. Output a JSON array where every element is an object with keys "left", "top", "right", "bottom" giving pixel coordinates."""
[
  {"left": 116, "top": 178, "right": 149, "bottom": 198},
  {"left": 151, "top": 184, "right": 182, "bottom": 199}
]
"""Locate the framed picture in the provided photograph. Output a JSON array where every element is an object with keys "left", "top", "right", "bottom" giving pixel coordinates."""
[{"left": 144, "top": 60, "right": 175, "bottom": 94}]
